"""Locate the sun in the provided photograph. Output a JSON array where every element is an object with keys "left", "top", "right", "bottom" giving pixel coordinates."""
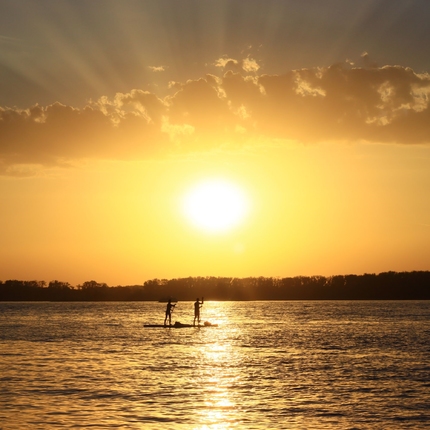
[{"left": 182, "top": 179, "right": 249, "bottom": 233}]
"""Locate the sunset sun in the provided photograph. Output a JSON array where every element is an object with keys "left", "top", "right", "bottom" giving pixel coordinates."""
[{"left": 182, "top": 179, "right": 249, "bottom": 233}]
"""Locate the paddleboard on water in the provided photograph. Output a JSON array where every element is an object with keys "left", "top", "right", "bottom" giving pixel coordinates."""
[{"left": 144, "top": 321, "right": 218, "bottom": 328}]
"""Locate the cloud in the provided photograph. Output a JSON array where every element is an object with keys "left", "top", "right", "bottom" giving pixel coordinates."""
[
  {"left": 148, "top": 65, "right": 166, "bottom": 72},
  {"left": 215, "top": 56, "right": 261, "bottom": 73},
  {"left": 2, "top": 60, "right": 430, "bottom": 175},
  {"left": 218, "top": 61, "right": 430, "bottom": 144},
  {"left": 242, "top": 57, "right": 260, "bottom": 73},
  {"left": 215, "top": 57, "right": 241, "bottom": 73},
  {"left": 0, "top": 91, "right": 170, "bottom": 175}
]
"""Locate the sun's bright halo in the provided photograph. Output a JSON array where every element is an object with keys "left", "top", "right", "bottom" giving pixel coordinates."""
[{"left": 182, "top": 179, "right": 249, "bottom": 233}]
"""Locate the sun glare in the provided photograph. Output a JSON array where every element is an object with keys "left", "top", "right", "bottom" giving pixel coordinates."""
[{"left": 182, "top": 179, "right": 249, "bottom": 233}]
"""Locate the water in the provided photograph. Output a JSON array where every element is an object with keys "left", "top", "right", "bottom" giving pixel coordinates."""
[{"left": 1, "top": 301, "right": 429, "bottom": 429}]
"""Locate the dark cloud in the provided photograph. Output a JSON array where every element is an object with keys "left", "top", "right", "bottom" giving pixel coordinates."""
[
  {"left": 1, "top": 61, "right": 430, "bottom": 175},
  {"left": 0, "top": 91, "right": 169, "bottom": 175}
]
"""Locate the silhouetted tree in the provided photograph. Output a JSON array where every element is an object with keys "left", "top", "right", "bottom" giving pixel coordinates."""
[{"left": 1, "top": 272, "right": 429, "bottom": 301}]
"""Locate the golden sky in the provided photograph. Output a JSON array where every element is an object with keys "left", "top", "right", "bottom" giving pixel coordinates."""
[{"left": 1, "top": 0, "right": 430, "bottom": 285}]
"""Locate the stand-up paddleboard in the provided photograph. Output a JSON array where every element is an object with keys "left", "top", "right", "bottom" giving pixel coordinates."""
[{"left": 144, "top": 321, "right": 218, "bottom": 328}]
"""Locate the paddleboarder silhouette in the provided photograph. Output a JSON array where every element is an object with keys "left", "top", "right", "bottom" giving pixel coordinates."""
[
  {"left": 193, "top": 297, "right": 204, "bottom": 326},
  {"left": 164, "top": 299, "right": 176, "bottom": 327}
]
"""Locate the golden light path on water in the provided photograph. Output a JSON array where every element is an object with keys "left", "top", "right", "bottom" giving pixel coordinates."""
[
  {"left": 200, "top": 343, "right": 236, "bottom": 429},
  {"left": 191, "top": 304, "right": 239, "bottom": 429}
]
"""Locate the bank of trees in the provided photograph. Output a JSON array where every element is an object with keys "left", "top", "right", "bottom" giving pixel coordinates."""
[{"left": 0, "top": 271, "right": 429, "bottom": 301}]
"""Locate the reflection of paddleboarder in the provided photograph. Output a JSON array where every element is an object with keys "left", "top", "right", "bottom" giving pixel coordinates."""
[
  {"left": 193, "top": 297, "right": 204, "bottom": 326},
  {"left": 164, "top": 299, "right": 176, "bottom": 327}
]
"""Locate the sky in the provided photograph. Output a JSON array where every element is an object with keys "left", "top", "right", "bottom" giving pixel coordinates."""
[{"left": 1, "top": 0, "right": 430, "bottom": 286}]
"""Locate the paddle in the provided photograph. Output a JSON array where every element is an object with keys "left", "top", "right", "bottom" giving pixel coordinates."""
[
  {"left": 199, "top": 297, "right": 204, "bottom": 324},
  {"left": 171, "top": 301, "right": 177, "bottom": 317}
]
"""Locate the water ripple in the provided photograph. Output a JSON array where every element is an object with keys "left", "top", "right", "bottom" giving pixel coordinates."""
[{"left": 1, "top": 301, "right": 429, "bottom": 429}]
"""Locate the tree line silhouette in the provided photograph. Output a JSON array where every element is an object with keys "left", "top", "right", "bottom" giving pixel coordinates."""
[{"left": 0, "top": 271, "right": 429, "bottom": 301}]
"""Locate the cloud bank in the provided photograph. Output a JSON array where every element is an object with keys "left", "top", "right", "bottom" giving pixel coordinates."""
[{"left": 1, "top": 59, "right": 430, "bottom": 175}]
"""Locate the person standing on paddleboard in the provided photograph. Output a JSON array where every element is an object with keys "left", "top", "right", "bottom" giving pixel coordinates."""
[
  {"left": 193, "top": 297, "right": 203, "bottom": 326},
  {"left": 164, "top": 299, "right": 176, "bottom": 327}
]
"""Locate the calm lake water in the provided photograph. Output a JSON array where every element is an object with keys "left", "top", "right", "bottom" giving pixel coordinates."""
[{"left": 1, "top": 301, "right": 429, "bottom": 429}]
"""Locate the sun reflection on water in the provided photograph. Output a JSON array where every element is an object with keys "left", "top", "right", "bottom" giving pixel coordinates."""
[{"left": 194, "top": 305, "right": 242, "bottom": 429}]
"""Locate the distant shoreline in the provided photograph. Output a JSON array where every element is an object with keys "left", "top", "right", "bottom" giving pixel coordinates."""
[
  {"left": 1, "top": 271, "right": 429, "bottom": 301},
  {"left": 1, "top": 299, "right": 429, "bottom": 302}
]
